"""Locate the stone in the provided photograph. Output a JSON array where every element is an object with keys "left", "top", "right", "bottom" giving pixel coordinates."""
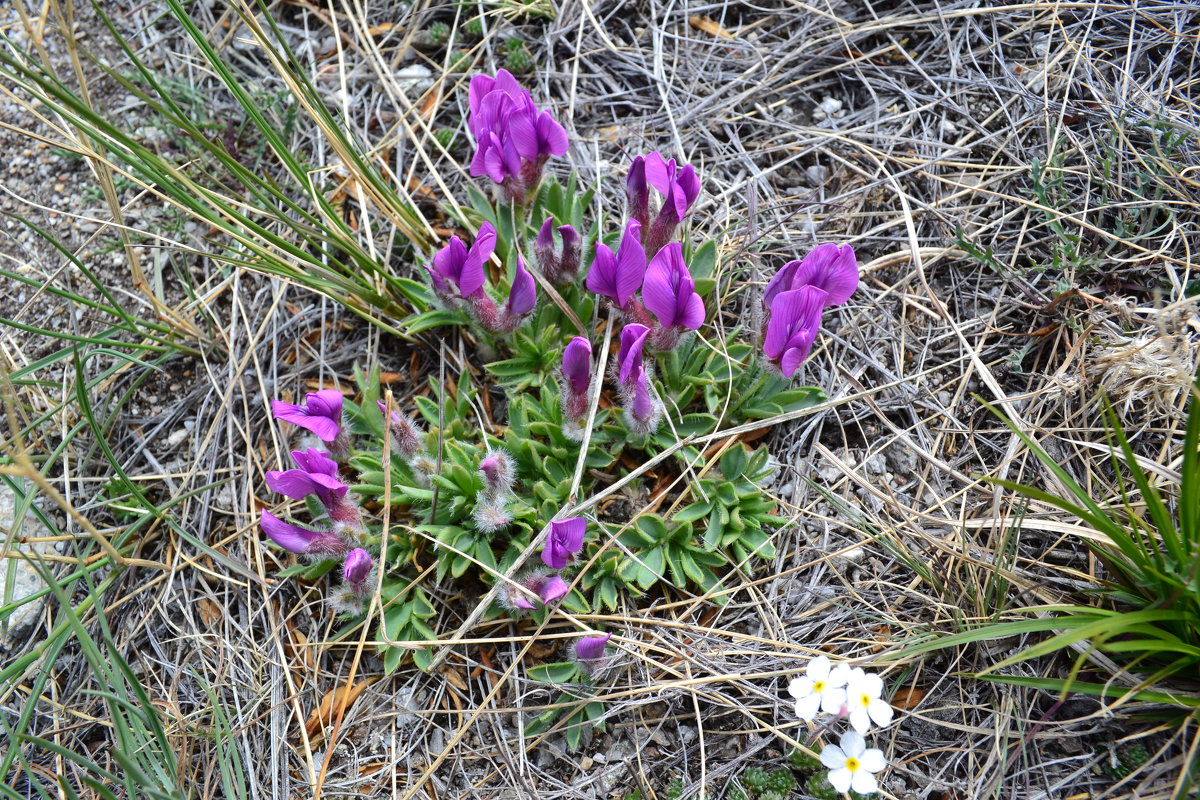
[{"left": 0, "top": 482, "right": 57, "bottom": 644}]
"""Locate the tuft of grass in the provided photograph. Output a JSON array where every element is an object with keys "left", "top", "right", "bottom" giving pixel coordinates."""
[{"left": 898, "top": 384, "right": 1200, "bottom": 732}]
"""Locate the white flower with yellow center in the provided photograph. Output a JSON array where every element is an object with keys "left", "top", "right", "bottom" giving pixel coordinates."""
[
  {"left": 845, "top": 669, "right": 894, "bottom": 733},
  {"left": 788, "top": 655, "right": 849, "bottom": 721},
  {"left": 820, "top": 731, "right": 887, "bottom": 794}
]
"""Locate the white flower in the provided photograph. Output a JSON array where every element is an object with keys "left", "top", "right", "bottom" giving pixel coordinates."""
[
  {"left": 820, "top": 731, "right": 887, "bottom": 794},
  {"left": 844, "top": 669, "right": 894, "bottom": 733},
  {"left": 788, "top": 655, "right": 850, "bottom": 721}
]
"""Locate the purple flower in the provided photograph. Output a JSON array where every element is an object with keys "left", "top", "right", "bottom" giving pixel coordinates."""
[
  {"left": 641, "top": 243, "right": 705, "bottom": 333},
  {"left": 561, "top": 337, "right": 593, "bottom": 397},
  {"left": 272, "top": 389, "right": 344, "bottom": 443},
  {"left": 425, "top": 223, "right": 497, "bottom": 304},
  {"left": 616, "top": 324, "right": 651, "bottom": 387},
  {"left": 507, "top": 571, "right": 569, "bottom": 610},
  {"left": 343, "top": 548, "right": 373, "bottom": 594},
  {"left": 575, "top": 632, "right": 612, "bottom": 662},
  {"left": 629, "top": 369, "right": 657, "bottom": 428},
  {"left": 643, "top": 152, "right": 701, "bottom": 254},
  {"left": 468, "top": 70, "right": 568, "bottom": 202},
  {"left": 535, "top": 218, "right": 582, "bottom": 285},
  {"left": 260, "top": 510, "right": 348, "bottom": 557},
  {"left": 586, "top": 219, "right": 647, "bottom": 311},
  {"left": 505, "top": 255, "right": 537, "bottom": 318},
  {"left": 626, "top": 156, "right": 649, "bottom": 229},
  {"left": 763, "top": 286, "right": 829, "bottom": 377},
  {"left": 265, "top": 448, "right": 350, "bottom": 517},
  {"left": 376, "top": 401, "right": 424, "bottom": 457},
  {"left": 763, "top": 243, "right": 858, "bottom": 311},
  {"left": 542, "top": 517, "right": 587, "bottom": 569},
  {"left": 479, "top": 449, "right": 516, "bottom": 499}
]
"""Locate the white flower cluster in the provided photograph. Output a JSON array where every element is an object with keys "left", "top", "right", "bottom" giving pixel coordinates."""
[{"left": 787, "top": 655, "right": 895, "bottom": 795}]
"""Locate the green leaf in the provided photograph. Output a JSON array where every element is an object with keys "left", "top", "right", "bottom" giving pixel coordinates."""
[
  {"left": 528, "top": 661, "right": 582, "bottom": 684},
  {"left": 690, "top": 240, "right": 718, "bottom": 281},
  {"left": 635, "top": 514, "right": 670, "bottom": 542},
  {"left": 673, "top": 501, "right": 713, "bottom": 524},
  {"left": 400, "top": 308, "right": 466, "bottom": 334}
]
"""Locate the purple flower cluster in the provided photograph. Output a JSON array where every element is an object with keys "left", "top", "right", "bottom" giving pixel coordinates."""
[
  {"left": 761, "top": 243, "right": 859, "bottom": 377},
  {"left": 627, "top": 152, "right": 701, "bottom": 256},
  {"left": 469, "top": 70, "right": 569, "bottom": 203},
  {"left": 258, "top": 442, "right": 376, "bottom": 612},
  {"left": 535, "top": 217, "right": 582, "bottom": 285},
  {"left": 501, "top": 517, "right": 588, "bottom": 611},
  {"left": 586, "top": 220, "right": 707, "bottom": 351},
  {"left": 426, "top": 222, "right": 537, "bottom": 334}
]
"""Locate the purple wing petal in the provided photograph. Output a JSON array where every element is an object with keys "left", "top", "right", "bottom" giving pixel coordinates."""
[
  {"left": 561, "top": 337, "right": 593, "bottom": 396},
  {"left": 541, "top": 540, "right": 567, "bottom": 570},
  {"left": 343, "top": 548, "right": 373, "bottom": 584},
  {"left": 792, "top": 243, "right": 858, "bottom": 306},
  {"left": 677, "top": 164, "right": 701, "bottom": 208},
  {"left": 575, "top": 632, "right": 612, "bottom": 661},
  {"left": 458, "top": 224, "right": 496, "bottom": 299},
  {"left": 305, "top": 389, "right": 343, "bottom": 422},
  {"left": 614, "top": 219, "right": 647, "bottom": 308},
  {"left": 290, "top": 447, "right": 338, "bottom": 477},
  {"left": 551, "top": 517, "right": 587, "bottom": 553},
  {"left": 432, "top": 237, "right": 467, "bottom": 284},
  {"left": 643, "top": 151, "right": 672, "bottom": 195},
  {"left": 679, "top": 291, "right": 706, "bottom": 331},
  {"left": 507, "top": 106, "right": 540, "bottom": 162},
  {"left": 260, "top": 510, "right": 320, "bottom": 554},
  {"left": 763, "top": 260, "right": 802, "bottom": 311},
  {"left": 264, "top": 469, "right": 319, "bottom": 501},
  {"left": 536, "top": 217, "right": 555, "bottom": 250},
  {"left": 506, "top": 256, "right": 537, "bottom": 317},
  {"left": 586, "top": 243, "right": 618, "bottom": 300},
  {"left": 641, "top": 243, "right": 681, "bottom": 327},
  {"left": 631, "top": 368, "right": 654, "bottom": 420},
  {"left": 626, "top": 155, "right": 649, "bottom": 227},
  {"left": 617, "top": 324, "right": 650, "bottom": 385},
  {"left": 538, "top": 576, "right": 569, "bottom": 604},
  {"left": 536, "top": 112, "right": 569, "bottom": 156}
]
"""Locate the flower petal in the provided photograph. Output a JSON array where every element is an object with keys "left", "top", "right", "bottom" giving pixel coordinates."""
[
  {"left": 553, "top": 517, "right": 587, "bottom": 552},
  {"left": 827, "top": 768, "right": 853, "bottom": 794},
  {"left": 617, "top": 324, "right": 650, "bottom": 386},
  {"left": 850, "top": 770, "right": 879, "bottom": 795},
  {"left": 614, "top": 219, "right": 647, "bottom": 308},
  {"left": 859, "top": 748, "right": 887, "bottom": 773},
  {"left": 643, "top": 151, "right": 672, "bottom": 195},
  {"left": 794, "top": 242, "right": 859, "bottom": 306},
  {"left": 575, "top": 633, "right": 611, "bottom": 661},
  {"left": 290, "top": 448, "right": 338, "bottom": 477},
  {"left": 343, "top": 548, "right": 373, "bottom": 584},
  {"left": 561, "top": 337, "right": 593, "bottom": 396},
  {"left": 819, "top": 744, "right": 846, "bottom": 770},
  {"left": 586, "top": 243, "right": 617, "bottom": 300},
  {"left": 537, "top": 111, "right": 569, "bottom": 156},
  {"left": 506, "top": 255, "right": 537, "bottom": 317},
  {"left": 459, "top": 223, "right": 497, "bottom": 299},
  {"left": 787, "top": 676, "right": 811, "bottom": 700},
  {"left": 538, "top": 575, "right": 569, "bottom": 604},
  {"left": 794, "top": 692, "right": 821, "bottom": 722},
  {"left": 261, "top": 510, "right": 329, "bottom": 554},
  {"left": 641, "top": 243, "right": 682, "bottom": 326},
  {"left": 839, "top": 730, "right": 867, "bottom": 757},
  {"left": 808, "top": 655, "right": 832, "bottom": 681},
  {"left": 820, "top": 687, "right": 847, "bottom": 715},
  {"left": 868, "top": 698, "right": 895, "bottom": 728}
]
